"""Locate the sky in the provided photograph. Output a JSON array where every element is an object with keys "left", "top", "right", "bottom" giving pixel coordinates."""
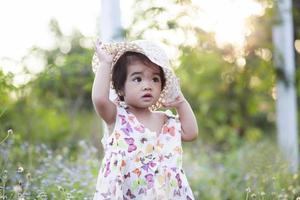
[
  {"left": 0, "top": 0, "right": 99, "bottom": 59},
  {"left": 0, "top": 0, "right": 133, "bottom": 77},
  {"left": 0, "top": 0, "right": 265, "bottom": 84},
  {"left": 0, "top": 0, "right": 99, "bottom": 79}
]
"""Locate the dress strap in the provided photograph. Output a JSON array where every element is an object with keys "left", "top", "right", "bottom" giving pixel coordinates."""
[
  {"left": 164, "top": 109, "right": 178, "bottom": 119},
  {"left": 164, "top": 109, "right": 182, "bottom": 133}
]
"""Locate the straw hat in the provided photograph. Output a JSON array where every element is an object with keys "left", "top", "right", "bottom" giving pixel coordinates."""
[{"left": 92, "top": 40, "right": 180, "bottom": 110}]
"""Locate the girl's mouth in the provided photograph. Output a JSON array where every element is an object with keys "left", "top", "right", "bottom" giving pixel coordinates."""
[
  {"left": 142, "top": 94, "right": 152, "bottom": 98},
  {"left": 142, "top": 93, "right": 153, "bottom": 100}
]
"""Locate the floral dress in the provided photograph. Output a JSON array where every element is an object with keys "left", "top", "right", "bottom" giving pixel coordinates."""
[{"left": 93, "top": 104, "right": 195, "bottom": 200}]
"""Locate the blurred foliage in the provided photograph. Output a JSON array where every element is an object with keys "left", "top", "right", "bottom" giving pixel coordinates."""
[
  {"left": 183, "top": 140, "right": 300, "bottom": 199},
  {"left": 125, "top": 0, "right": 278, "bottom": 148},
  {"left": 0, "top": 20, "right": 101, "bottom": 149},
  {"left": 1, "top": 132, "right": 300, "bottom": 199},
  {"left": 0, "top": 0, "right": 300, "bottom": 199},
  {"left": 0, "top": 71, "right": 15, "bottom": 108},
  {"left": 0, "top": 133, "right": 98, "bottom": 199},
  {"left": 1, "top": 0, "right": 296, "bottom": 149}
]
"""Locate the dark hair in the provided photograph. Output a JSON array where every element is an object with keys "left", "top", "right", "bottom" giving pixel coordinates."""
[{"left": 112, "top": 52, "right": 166, "bottom": 101}]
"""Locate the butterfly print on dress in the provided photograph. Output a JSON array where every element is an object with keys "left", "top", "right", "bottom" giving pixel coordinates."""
[
  {"left": 93, "top": 106, "right": 195, "bottom": 200},
  {"left": 176, "top": 173, "right": 183, "bottom": 188},
  {"left": 145, "top": 174, "right": 154, "bottom": 188},
  {"left": 126, "top": 189, "right": 136, "bottom": 199},
  {"left": 124, "top": 137, "right": 137, "bottom": 152},
  {"left": 104, "top": 161, "right": 111, "bottom": 177},
  {"left": 121, "top": 122, "right": 133, "bottom": 136},
  {"left": 162, "top": 126, "right": 175, "bottom": 136}
]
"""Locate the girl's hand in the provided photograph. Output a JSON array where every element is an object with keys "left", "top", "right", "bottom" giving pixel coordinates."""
[
  {"left": 163, "top": 91, "right": 198, "bottom": 141},
  {"left": 162, "top": 91, "right": 186, "bottom": 110},
  {"left": 95, "top": 39, "right": 113, "bottom": 64}
]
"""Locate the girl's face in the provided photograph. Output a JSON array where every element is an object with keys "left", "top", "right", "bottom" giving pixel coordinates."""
[{"left": 122, "top": 60, "right": 162, "bottom": 109}]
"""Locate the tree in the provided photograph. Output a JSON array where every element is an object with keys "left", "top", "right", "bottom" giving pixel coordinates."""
[
  {"left": 272, "top": 0, "right": 298, "bottom": 172},
  {"left": 125, "top": 0, "right": 277, "bottom": 149}
]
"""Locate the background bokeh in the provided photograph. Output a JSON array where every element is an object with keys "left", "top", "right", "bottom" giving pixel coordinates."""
[{"left": 1, "top": 0, "right": 300, "bottom": 199}]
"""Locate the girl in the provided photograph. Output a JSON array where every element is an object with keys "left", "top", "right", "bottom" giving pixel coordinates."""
[{"left": 91, "top": 39, "right": 198, "bottom": 200}]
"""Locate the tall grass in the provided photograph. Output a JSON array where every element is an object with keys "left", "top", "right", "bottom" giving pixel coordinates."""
[
  {"left": 1, "top": 129, "right": 300, "bottom": 199},
  {"left": 184, "top": 140, "right": 300, "bottom": 200},
  {"left": 0, "top": 130, "right": 99, "bottom": 199}
]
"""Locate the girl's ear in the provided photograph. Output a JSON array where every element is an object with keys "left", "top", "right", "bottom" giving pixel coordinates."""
[{"left": 118, "top": 90, "right": 125, "bottom": 97}]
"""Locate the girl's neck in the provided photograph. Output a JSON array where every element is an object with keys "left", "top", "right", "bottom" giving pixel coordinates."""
[{"left": 127, "top": 106, "right": 152, "bottom": 118}]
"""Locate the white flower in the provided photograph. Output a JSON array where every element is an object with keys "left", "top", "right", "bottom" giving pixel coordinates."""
[
  {"left": 246, "top": 187, "right": 251, "bottom": 193},
  {"left": 7, "top": 129, "right": 13, "bottom": 135},
  {"left": 13, "top": 185, "right": 22, "bottom": 193},
  {"left": 17, "top": 166, "right": 24, "bottom": 173}
]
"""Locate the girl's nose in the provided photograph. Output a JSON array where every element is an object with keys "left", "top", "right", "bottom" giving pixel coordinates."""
[
  {"left": 142, "top": 85, "right": 151, "bottom": 91},
  {"left": 142, "top": 81, "right": 152, "bottom": 91}
]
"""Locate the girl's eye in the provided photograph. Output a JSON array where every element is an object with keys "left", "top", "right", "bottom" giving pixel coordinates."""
[
  {"left": 153, "top": 77, "right": 161, "bottom": 82},
  {"left": 133, "top": 77, "right": 142, "bottom": 82}
]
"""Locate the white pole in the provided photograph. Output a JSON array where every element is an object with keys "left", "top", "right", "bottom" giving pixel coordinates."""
[
  {"left": 98, "top": 0, "right": 123, "bottom": 143},
  {"left": 100, "top": 0, "right": 122, "bottom": 42},
  {"left": 272, "top": 0, "right": 298, "bottom": 172}
]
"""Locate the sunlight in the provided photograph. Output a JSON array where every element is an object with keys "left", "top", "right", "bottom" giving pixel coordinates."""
[
  {"left": 0, "top": 0, "right": 269, "bottom": 83},
  {"left": 192, "top": 0, "right": 265, "bottom": 49}
]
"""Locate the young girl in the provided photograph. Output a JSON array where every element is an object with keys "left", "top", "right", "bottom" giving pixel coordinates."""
[{"left": 91, "top": 39, "right": 198, "bottom": 200}]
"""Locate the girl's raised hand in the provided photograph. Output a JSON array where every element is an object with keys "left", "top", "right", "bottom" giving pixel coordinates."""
[
  {"left": 95, "top": 39, "right": 113, "bottom": 64},
  {"left": 162, "top": 91, "right": 186, "bottom": 110}
]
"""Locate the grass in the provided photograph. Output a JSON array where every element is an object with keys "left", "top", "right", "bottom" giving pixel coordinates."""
[
  {"left": 1, "top": 129, "right": 300, "bottom": 199},
  {"left": 0, "top": 130, "right": 99, "bottom": 200}
]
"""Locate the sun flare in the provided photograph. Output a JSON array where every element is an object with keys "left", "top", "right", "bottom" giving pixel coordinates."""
[{"left": 192, "top": 0, "right": 265, "bottom": 48}]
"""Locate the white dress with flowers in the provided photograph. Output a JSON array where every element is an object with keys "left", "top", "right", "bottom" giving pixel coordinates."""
[{"left": 93, "top": 104, "right": 194, "bottom": 200}]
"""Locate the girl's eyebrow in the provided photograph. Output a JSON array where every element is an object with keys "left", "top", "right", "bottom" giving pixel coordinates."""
[
  {"left": 129, "top": 72, "right": 160, "bottom": 76},
  {"left": 129, "top": 72, "right": 142, "bottom": 77}
]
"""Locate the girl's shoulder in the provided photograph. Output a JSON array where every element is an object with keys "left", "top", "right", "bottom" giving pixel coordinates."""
[
  {"left": 159, "top": 109, "right": 178, "bottom": 119},
  {"left": 153, "top": 109, "right": 179, "bottom": 122}
]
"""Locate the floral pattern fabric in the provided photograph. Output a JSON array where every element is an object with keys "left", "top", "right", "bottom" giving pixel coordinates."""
[{"left": 93, "top": 105, "right": 194, "bottom": 200}]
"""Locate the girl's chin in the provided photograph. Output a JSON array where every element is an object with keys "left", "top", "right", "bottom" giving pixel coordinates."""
[{"left": 127, "top": 102, "right": 156, "bottom": 109}]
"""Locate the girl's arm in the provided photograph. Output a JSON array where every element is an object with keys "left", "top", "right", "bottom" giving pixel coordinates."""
[
  {"left": 163, "top": 92, "right": 198, "bottom": 141},
  {"left": 91, "top": 41, "right": 116, "bottom": 125}
]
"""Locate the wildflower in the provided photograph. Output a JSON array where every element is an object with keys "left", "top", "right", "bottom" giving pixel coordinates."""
[
  {"left": 251, "top": 193, "right": 256, "bottom": 198},
  {"left": 13, "top": 185, "right": 23, "bottom": 193},
  {"left": 66, "top": 192, "right": 72, "bottom": 199},
  {"left": 79, "top": 140, "right": 86, "bottom": 147},
  {"left": 0, "top": 129, "right": 13, "bottom": 144},
  {"left": 296, "top": 197, "right": 300, "bottom": 200},
  {"left": 2, "top": 170, "right": 8, "bottom": 181},
  {"left": 37, "top": 191, "right": 47, "bottom": 199},
  {"left": 293, "top": 174, "right": 298, "bottom": 180},
  {"left": 7, "top": 129, "right": 13, "bottom": 135},
  {"left": 57, "top": 185, "right": 64, "bottom": 192},
  {"left": 56, "top": 155, "right": 63, "bottom": 161},
  {"left": 17, "top": 166, "right": 24, "bottom": 173},
  {"left": 246, "top": 187, "right": 251, "bottom": 193},
  {"left": 26, "top": 173, "right": 31, "bottom": 180},
  {"left": 260, "top": 191, "right": 265, "bottom": 196}
]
